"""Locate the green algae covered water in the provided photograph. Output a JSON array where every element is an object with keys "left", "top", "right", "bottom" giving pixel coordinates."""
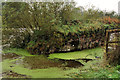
[{"left": 2, "top": 47, "right": 104, "bottom": 78}]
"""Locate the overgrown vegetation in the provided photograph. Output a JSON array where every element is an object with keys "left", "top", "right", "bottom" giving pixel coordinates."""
[
  {"left": 1, "top": 1, "right": 120, "bottom": 78},
  {"left": 67, "top": 65, "right": 120, "bottom": 78},
  {"left": 2, "top": 1, "right": 120, "bottom": 55}
]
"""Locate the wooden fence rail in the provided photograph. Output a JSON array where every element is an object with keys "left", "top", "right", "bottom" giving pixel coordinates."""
[{"left": 106, "top": 29, "right": 120, "bottom": 53}]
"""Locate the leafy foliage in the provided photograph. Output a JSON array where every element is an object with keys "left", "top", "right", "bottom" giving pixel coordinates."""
[
  {"left": 2, "top": 28, "right": 30, "bottom": 48},
  {"left": 2, "top": 2, "right": 120, "bottom": 55},
  {"left": 101, "top": 16, "right": 120, "bottom": 24},
  {"left": 26, "top": 31, "right": 66, "bottom": 55},
  {"left": 67, "top": 62, "right": 120, "bottom": 78}
]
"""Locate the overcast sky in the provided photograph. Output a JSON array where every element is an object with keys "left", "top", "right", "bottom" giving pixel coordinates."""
[{"left": 74, "top": 0, "right": 120, "bottom": 13}]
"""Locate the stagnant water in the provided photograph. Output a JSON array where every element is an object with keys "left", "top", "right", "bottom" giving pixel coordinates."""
[
  {"left": 2, "top": 53, "right": 84, "bottom": 68},
  {"left": 2, "top": 52, "right": 88, "bottom": 78}
]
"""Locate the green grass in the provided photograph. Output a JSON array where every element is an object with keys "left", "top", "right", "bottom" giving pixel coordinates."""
[
  {"left": 48, "top": 47, "right": 104, "bottom": 60},
  {"left": 67, "top": 65, "right": 120, "bottom": 78}
]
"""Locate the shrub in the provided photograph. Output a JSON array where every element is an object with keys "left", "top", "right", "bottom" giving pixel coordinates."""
[
  {"left": 2, "top": 28, "right": 30, "bottom": 49},
  {"left": 102, "top": 16, "right": 120, "bottom": 24},
  {"left": 26, "top": 31, "right": 66, "bottom": 55}
]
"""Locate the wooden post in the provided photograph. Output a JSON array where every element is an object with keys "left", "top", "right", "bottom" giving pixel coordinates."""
[{"left": 106, "top": 30, "right": 109, "bottom": 54}]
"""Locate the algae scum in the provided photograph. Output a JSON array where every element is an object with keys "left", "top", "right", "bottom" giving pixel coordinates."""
[{"left": 2, "top": 47, "right": 103, "bottom": 78}]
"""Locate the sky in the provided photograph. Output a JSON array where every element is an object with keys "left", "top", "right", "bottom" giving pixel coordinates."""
[
  {"left": 2, "top": 0, "right": 120, "bottom": 13},
  {"left": 74, "top": 0, "right": 120, "bottom": 13}
]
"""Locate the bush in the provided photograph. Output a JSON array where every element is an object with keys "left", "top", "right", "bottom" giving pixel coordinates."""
[
  {"left": 2, "top": 28, "right": 30, "bottom": 49},
  {"left": 26, "top": 31, "right": 66, "bottom": 55},
  {"left": 26, "top": 18, "right": 119, "bottom": 55}
]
